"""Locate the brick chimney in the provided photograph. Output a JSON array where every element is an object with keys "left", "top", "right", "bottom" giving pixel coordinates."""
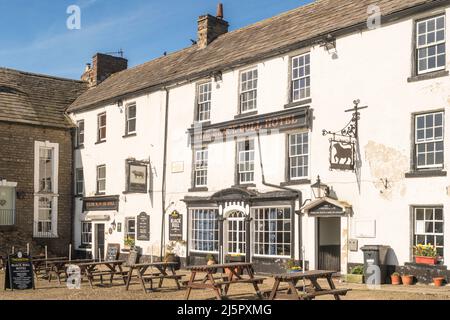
[
  {"left": 197, "top": 3, "right": 229, "bottom": 49},
  {"left": 81, "top": 53, "right": 128, "bottom": 86}
]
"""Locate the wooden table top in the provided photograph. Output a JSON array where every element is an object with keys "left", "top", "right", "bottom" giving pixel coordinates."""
[
  {"left": 129, "top": 262, "right": 178, "bottom": 268},
  {"left": 273, "top": 270, "right": 335, "bottom": 280},
  {"left": 32, "top": 257, "right": 68, "bottom": 263},
  {"left": 187, "top": 262, "right": 253, "bottom": 271},
  {"left": 76, "top": 260, "right": 125, "bottom": 267}
]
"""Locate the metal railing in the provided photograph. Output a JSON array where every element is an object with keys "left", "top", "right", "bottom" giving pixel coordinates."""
[{"left": 0, "top": 209, "right": 15, "bottom": 226}]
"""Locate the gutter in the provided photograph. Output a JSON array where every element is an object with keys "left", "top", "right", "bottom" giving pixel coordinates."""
[
  {"left": 256, "top": 133, "right": 305, "bottom": 269},
  {"left": 160, "top": 88, "right": 170, "bottom": 260}
]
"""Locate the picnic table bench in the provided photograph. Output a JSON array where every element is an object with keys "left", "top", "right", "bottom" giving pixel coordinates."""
[
  {"left": 125, "top": 262, "right": 182, "bottom": 293},
  {"left": 76, "top": 260, "right": 127, "bottom": 288},
  {"left": 184, "top": 262, "right": 265, "bottom": 300},
  {"left": 38, "top": 259, "right": 96, "bottom": 285},
  {"left": 267, "top": 270, "right": 350, "bottom": 300}
]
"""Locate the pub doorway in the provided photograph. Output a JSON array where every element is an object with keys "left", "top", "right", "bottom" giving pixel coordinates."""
[
  {"left": 224, "top": 210, "right": 247, "bottom": 261},
  {"left": 95, "top": 223, "right": 105, "bottom": 260},
  {"left": 317, "top": 217, "right": 341, "bottom": 272}
]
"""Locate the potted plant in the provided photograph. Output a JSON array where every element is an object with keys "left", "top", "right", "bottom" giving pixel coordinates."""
[
  {"left": 401, "top": 274, "right": 414, "bottom": 286},
  {"left": 413, "top": 244, "right": 438, "bottom": 265},
  {"left": 124, "top": 236, "right": 135, "bottom": 250},
  {"left": 344, "top": 265, "right": 365, "bottom": 284},
  {"left": 433, "top": 277, "right": 445, "bottom": 287},
  {"left": 164, "top": 241, "right": 181, "bottom": 270},
  {"left": 285, "top": 259, "right": 303, "bottom": 273},
  {"left": 205, "top": 253, "right": 217, "bottom": 266},
  {"left": 390, "top": 272, "right": 401, "bottom": 285}
]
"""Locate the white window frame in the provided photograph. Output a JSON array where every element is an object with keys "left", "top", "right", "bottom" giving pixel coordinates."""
[
  {"left": 194, "top": 148, "right": 208, "bottom": 187},
  {"left": 291, "top": 53, "right": 311, "bottom": 102},
  {"left": 289, "top": 132, "right": 309, "bottom": 180},
  {"left": 76, "top": 120, "right": 84, "bottom": 147},
  {"left": 227, "top": 211, "right": 246, "bottom": 256},
  {"left": 97, "top": 112, "right": 107, "bottom": 142},
  {"left": 0, "top": 180, "right": 17, "bottom": 226},
  {"left": 125, "top": 103, "right": 137, "bottom": 135},
  {"left": 413, "top": 207, "right": 444, "bottom": 259},
  {"left": 238, "top": 139, "right": 255, "bottom": 184},
  {"left": 416, "top": 15, "right": 446, "bottom": 75},
  {"left": 190, "top": 208, "right": 219, "bottom": 254},
  {"left": 81, "top": 221, "right": 92, "bottom": 246},
  {"left": 415, "top": 112, "right": 444, "bottom": 169},
  {"left": 97, "top": 165, "right": 106, "bottom": 194},
  {"left": 252, "top": 206, "right": 292, "bottom": 259},
  {"left": 33, "top": 141, "right": 59, "bottom": 238},
  {"left": 124, "top": 217, "right": 136, "bottom": 240},
  {"left": 75, "top": 168, "right": 84, "bottom": 196},
  {"left": 239, "top": 68, "right": 258, "bottom": 114},
  {"left": 197, "top": 82, "right": 212, "bottom": 122}
]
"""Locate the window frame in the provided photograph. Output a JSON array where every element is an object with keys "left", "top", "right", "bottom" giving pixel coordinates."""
[
  {"left": 125, "top": 103, "right": 137, "bottom": 135},
  {"left": 288, "top": 132, "right": 310, "bottom": 180},
  {"left": 97, "top": 112, "right": 107, "bottom": 142},
  {"left": 237, "top": 139, "right": 255, "bottom": 185},
  {"left": 414, "top": 111, "right": 444, "bottom": 170},
  {"left": 194, "top": 148, "right": 208, "bottom": 188},
  {"left": 239, "top": 67, "right": 258, "bottom": 114},
  {"left": 189, "top": 208, "right": 219, "bottom": 254},
  {"left": 415, "top": 14, "right": 446, "bottom": 75},
  {"left": 124, "top": 217, "right": 136, "bottom": 241},
  {"left": 412, "top": 206, "right": 444, "bottom": 260},
  {"left": 76, "top": 120, "right": 85, "bottom": 147},
  {"left": 196, "top": 82, "right": 212, "bottom": 123},
  {"left": 96, "top": 165, "right": 106, "bottom": 194},
  {"left": 75, "top": 168, "right": 84, "bottom": 196},
  {"left": 291, "top": 52, "right": 311, "bottom": 103},
  {"left": 81, "top": 221, "right": 92, "bottom": 247}
]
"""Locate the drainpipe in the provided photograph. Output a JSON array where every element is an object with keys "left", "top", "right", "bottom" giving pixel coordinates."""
[
  {"left": 160, "top": 88, "right": 170, "bottom": 260},
  {"left": 256, "top": 133, "right": 305, "bottom": 268}
]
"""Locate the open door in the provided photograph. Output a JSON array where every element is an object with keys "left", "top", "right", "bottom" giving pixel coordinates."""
[{"left": 317, "top": 217, "right": 341, "bottom": 272}]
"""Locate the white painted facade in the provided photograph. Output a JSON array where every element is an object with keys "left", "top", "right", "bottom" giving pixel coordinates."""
[{"left": 70, "top": 4, "right": 450, "bottom": 273}]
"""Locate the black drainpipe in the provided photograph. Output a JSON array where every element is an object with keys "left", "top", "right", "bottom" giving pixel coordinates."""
[
  {"left": 256, "top": 133, "right": 304, "bottom": 266},
  {"left": 160, "top": 88, "right": 170, "bottom": 260}
]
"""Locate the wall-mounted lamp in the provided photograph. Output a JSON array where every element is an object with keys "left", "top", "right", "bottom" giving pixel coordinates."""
[
  {"left": 117, "top": 99, "right": 123, "bottom": 108},
  {"left": 111, "top": 219, "right": 117, "bottom": 230},
  {"left": 320, "top": 34, "right": 337, "bottom": 52},
  {"left": 213, "top": 71, "right": 223, "bottom": 82},
  {"left": 311, "top": 175, "right": 330, "bottom": 199}
]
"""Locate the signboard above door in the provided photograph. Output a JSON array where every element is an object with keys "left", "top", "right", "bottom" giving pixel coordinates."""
[
  {"left": 302, "top": 197, "right": 352, "bottom": 217},
  {"left": 83, "top": 195, "right": 120, "bottom": 211}
]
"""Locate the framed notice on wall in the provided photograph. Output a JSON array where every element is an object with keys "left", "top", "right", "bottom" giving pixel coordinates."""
[
  {"left": 169, "top": 211, "right": 183, "bottom": 241},
  {"left": 126, "top": 160, "right": 148, "bottom": 193}
]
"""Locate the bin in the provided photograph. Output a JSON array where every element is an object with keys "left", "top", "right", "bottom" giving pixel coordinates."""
[{"left": 361, "top": 245, "right": 390, "bottom": 284}]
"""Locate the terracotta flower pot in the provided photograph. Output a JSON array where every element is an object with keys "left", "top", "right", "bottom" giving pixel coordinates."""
[
  {"left": 415, "top": 256, "right": 437, "bottom": 265},
  {"left": 401, "top": 275, "right": 414, "bottom": 286},
  {"left": 391, "top": 275, "right": 401, "bottom": 285},
  {"left": 433, "top": 277, "right": 445, "bottom": 287}
]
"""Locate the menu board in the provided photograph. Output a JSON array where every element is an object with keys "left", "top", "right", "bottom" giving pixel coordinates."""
[
  {"left": 4, "top": 252, "right": 34, "bottom": 291},
  {"left": 105, "top": 243, "right": 120, "bottom": 261},
  {"left": 137, "top": 212, "right": 150, "bottom": 241},
  {"left": 169, "top": 211, "right": 183, "bottom": 241}
]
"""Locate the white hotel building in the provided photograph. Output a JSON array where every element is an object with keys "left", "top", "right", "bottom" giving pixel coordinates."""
[{"left": 68, "top": 0, "right": 450, "bottom": 276}]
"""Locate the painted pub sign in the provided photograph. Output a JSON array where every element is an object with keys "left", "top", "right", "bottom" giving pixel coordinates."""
[{"left": 169, "top": 210, "right": 183, "bottom": 241}]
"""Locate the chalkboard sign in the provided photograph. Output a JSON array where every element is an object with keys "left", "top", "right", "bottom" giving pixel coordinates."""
[
  {"left": 169, "top": 211, "right": 183, "bottom": 241},
  {"left": 105, "top": 243, "right": 120, "bottom": 261},
  {"left": 4, "top": 251, "right": 34, "bottom": 291},
  {"left": 137, "top": 212, "right": 150, "bottom": 241}
]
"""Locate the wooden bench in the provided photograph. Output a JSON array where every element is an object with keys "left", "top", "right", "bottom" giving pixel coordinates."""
[{"left": 302, "top": 288, "right": 350, "bottom": 299}]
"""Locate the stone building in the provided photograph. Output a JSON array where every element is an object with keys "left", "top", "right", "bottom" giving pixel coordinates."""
[
  {"left": 0, "top": 68, "right": 87, "bottom": 256},
  {"left": 68, "top": 0, "right": 450, "bottom": 279}
]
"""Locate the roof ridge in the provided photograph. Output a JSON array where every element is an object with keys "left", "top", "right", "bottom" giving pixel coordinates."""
[{"left": 0, "top": 67, "right": 86, "bottom": 84}]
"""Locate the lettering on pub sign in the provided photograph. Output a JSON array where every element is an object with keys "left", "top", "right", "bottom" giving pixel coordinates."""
[
  {"left": 137, "top": 212, "right": 150, "bottom": 241},
  {"left": 83, "top": 196, "right": 119, "bottom": 211},
  {"left": 4, "top": 251, "right": 34, "bottom": 291},
  {"left": 169, "top": 210, "right": 183, "bottom": 241}
]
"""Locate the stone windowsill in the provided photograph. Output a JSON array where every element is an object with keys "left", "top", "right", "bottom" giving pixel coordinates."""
[
  {"left": 284, "top": 98, "right": 312, "bottom": 109},
  {"left": 122, "top": 190, "right": 148, "bottom": 194},
  {"left": 407, "top": 70, "right": 449, "bottom": 83},
  {"left": 280, "top": 179, "right": 311, "bottom": 187},
  {"left": 234, "top": 110, "right": 258, "bottom": 120},
  {"left": 188, "top": 187, "right": 209, "bottom": 193},
  {"left": 122, "top": 133, "right": 137, "bottom": 139},
  {"left": 405, "top": 170, "right": 447, "bottom": 178},
  {"left": 95, "top": 140, "right": 107, "bottom": 145}
]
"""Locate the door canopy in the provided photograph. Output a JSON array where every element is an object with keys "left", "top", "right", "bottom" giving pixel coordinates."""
[{"left": 301, "top": 197, "right": 352, "bottom": 217}]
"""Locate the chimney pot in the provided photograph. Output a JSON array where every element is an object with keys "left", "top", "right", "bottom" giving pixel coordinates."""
[{"left": 216, "top": 3, "right": 224, "bottom": 19}]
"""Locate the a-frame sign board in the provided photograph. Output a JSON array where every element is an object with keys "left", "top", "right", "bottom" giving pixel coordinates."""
[{"left": 4, "top": 251, "right": 35, "bottom": 291}]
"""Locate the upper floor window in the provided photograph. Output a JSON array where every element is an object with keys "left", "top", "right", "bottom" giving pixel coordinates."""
[
  {"left": 194, "top": 148, "right": 208, "bottom": 187},
  {"left": 238, "top": 139, "right": 255, "bottom": 184},
  {"left": 292, "top": 53, "right": 310, "bottom": 102},
  {"left": 289, "top": 132, "right": 309, "bottom": 179},
  {"left": 125, "top": 104, "right": 137, "bottom": 135},
  {"left": 39, "top": 147, "right": 54, "bottom": 193},
  {"left": 415, "top": 112, "right": 444, "bottom": 169},
  {"left": 75, "top": 168, "right": 84, "bottom": 196},
  {"left": 97, "top": 112, "right": 107, "bottom": 142},
  {"left": 416, "top": 15, "right": 446, "bottom": 74},
  {"left": 197, "top": 82, "right": 212, "bottom": 122},
  {"left": 239, "top": 68, "right": 258, "bottom": 113},
  {"left": 76, "top": 120, "right": 84, "bottom": 147},
  {"left": 97, "top": 165, "right": 106, "bottom": 194}
]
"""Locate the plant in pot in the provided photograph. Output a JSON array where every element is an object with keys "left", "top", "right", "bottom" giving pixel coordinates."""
[
  {"left": 390, "top": 272, "right": 401, "bottom": 285},
  {"left": 164, "top": 241, "right": 181, "bottom": 270},
  {"left": 401, "top": 274, "right": 414, "bottom": 286},
  {"left": 205, "top": 253, "right": 217, "bottom": 266},
  {"left": 225, "top": 254, "right": 244, "bottom": 277},
  {"left": 285, "top": 259, "right": 302, "bottom": 273},
  {"left": 124, "top": 236, "right": 135, "bottom": 250},
  {"left": 344, "top": 265, "right": 365, "bottom": 284},
  {"left": 433, "top": 277, "right": 445, "bottom": 287},
  {"left": 413, "top": 244, "right": 438, "bottom": 265}
]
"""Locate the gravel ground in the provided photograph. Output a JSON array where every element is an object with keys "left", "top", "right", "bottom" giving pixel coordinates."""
[{"left": 1, "top": 270, "right": 450, "bottom": 300}]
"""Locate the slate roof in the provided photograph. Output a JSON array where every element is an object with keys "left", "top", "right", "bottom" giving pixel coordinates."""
[
  {"left": 0, "top": 68, "right": 87, "bottom": 128},
  {"left": 69, "top": 0, "right": 442, "bottom": 112}
]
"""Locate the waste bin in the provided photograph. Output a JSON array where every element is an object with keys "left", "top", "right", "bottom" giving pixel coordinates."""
[{"left": 361, "top": 245, "right": 390, "bottom": 284}]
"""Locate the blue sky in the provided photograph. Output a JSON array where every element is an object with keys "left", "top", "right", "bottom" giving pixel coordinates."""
[{"left": 0, "top": 0, "right": 313, "bottom": 79}]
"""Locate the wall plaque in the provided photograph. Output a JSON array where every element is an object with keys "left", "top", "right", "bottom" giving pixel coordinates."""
[
  {"left": 169, "top": 210, "right": 183, "bottom": 241},
  {"left": 136, "top": 212, "right": 150, "bottom": 241}
]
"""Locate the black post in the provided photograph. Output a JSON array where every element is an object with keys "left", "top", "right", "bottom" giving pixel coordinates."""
[
  {"left": 218, "top": 215, "right": 225, "bottom": 263},
  {"left": 245, "top": 215, "right": 252, "bottom": 263}
]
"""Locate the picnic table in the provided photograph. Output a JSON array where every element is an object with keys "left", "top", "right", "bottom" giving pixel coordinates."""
[
  {"left": 31, "top": 257, "right": 68, "bottom": 280},
  {"left": 125, "top": 262, "right": 182, "bottom": 293},
  {"left": 267, "top": 270, "right": 350, "bottom": 300},
  {"left": 76, "top": 260, "right": 127, "bottom": 288},
  {"left": 37, "top": 259, "right": 96, "bottom": 285},
  {"left": 184, "top": 262, "right": 265, "bottom": 300}
]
